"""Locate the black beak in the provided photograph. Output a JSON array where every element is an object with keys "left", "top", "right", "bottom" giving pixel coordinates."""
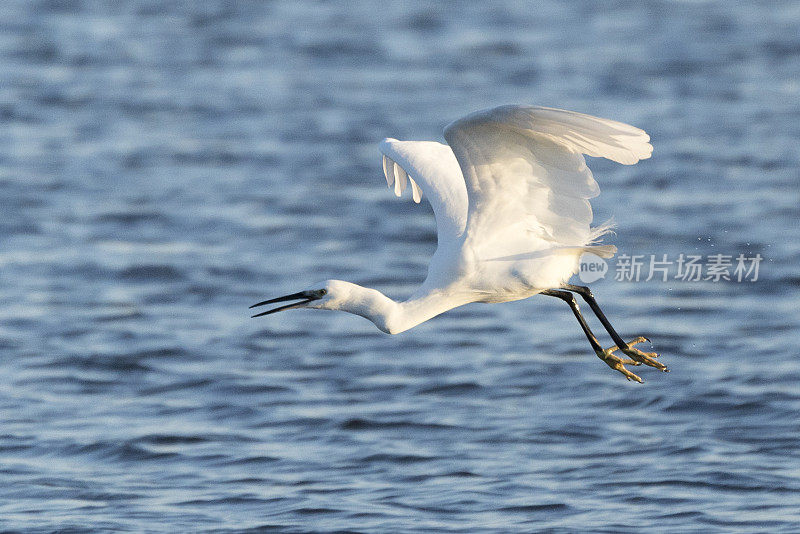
[{"left": 249, "top": 291, "right": 321, "bottom": 318}]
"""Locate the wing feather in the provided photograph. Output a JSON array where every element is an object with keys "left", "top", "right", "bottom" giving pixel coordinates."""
[
  {"left": 379, "top": 138, "right": 468, "bottom": 244},
  {"left": 382, "top": 155, "right": 394, "bottom": 187},
  {"left": 443, "top": 105, "right": 651, "bottom": 259},
  {"left": 392, "top": 161, "right": 407, "bottom": 197}
]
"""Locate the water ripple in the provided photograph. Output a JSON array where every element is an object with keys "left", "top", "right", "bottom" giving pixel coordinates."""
[{"left": 1, "top": 0, "right": 798, "bottom": 531}]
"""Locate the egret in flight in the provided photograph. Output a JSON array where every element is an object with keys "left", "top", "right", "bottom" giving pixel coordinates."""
[{"left": 251, "top": 105, "right": 667, "bottom": 382}]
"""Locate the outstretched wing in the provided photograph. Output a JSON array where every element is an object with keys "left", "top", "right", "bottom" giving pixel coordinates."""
[
  {"left": 443, "top": 105, "right": 651, "bottom": 259},
  {"left": 379, "top": 138, "right": 468, "bottom": 245}
]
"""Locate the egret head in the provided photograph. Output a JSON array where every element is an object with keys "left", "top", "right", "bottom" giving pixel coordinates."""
[
  {"left": 249, "top": 280, "right": 353, "bottom": 317},
  {"left": 250, "top": 280, "right": 401, "bottom": 333}
]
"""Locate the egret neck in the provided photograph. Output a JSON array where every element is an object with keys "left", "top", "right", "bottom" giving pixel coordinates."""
[{"left": 314, "top": 281, "right": 471, "bottom": 335}]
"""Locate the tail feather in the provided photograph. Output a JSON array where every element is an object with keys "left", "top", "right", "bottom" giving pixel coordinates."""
[
  {"left": 547, "top": 243, "right": 617, "bottom": 259},
  {"left": 582, "top": 244, "right": 617, "bottom": 259},
  {"left": 580, "top": 217, "right": 617, "bottom": 258},
  {"left": 587, "top": 218, "right": 616, "bottom": 244}
]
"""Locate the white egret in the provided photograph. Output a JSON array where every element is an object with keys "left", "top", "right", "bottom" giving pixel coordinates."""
[{"left": 252, "top": 105, "right": 667, "bottom": 382}]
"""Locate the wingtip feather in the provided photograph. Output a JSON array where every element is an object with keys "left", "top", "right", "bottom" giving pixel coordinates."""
[
  {"left": 382, "top": 155, "right": 394, "bottom": 187},
  {"left": 448, "top": 104, "right": 653, "bottom": 165},
  {"left": 393, "top": 162, "right": 408, "bottom": 197},
  {"left": 409, "top": 177, "right": 422, "bottom": 203}
]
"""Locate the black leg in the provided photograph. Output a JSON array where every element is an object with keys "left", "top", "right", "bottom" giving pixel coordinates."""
[
  {"left": 541, "top": 289, "right": 644, "bottom": 382},
  {"left": 560, "top": 284, "right": 635, "bottom": 349},
  {"left": 560, "top": 284, "right": 667, "bottom": 372},
  {"left": 540, "top": 290, "right": 603, "bottom": 353}
]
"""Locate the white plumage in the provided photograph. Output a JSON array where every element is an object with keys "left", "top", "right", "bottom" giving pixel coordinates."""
[
  {"left": 379, "top": 105, "right": 649, "bottom": 300},
  {"left": 252, "top": 105, "right": 667, "bottom": 382}
]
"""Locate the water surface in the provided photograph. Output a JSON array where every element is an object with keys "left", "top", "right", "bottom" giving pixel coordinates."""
[{"left": 1, "top": 1, "right": 799, "bottom": 531}]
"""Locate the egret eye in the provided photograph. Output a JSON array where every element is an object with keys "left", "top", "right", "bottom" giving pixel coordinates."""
[{"left": 319, "top": 289, "right": 327, "bottom": 296}]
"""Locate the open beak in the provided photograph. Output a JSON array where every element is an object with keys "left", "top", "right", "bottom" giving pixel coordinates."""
[{"left": 249, "top": 291, "right": 322, "bottom": 318}]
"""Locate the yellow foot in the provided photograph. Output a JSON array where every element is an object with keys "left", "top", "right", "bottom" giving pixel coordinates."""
[
  {"left": 595, "top": 347, "right": 644, "bottom": 383},
  {"left": 605, "top": 336, "right": 668, "bottom": 373}
]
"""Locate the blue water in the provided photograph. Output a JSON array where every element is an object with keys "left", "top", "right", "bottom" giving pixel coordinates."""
[{"left": 1, "top": 1, "right": 799, "bottom": 531}]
